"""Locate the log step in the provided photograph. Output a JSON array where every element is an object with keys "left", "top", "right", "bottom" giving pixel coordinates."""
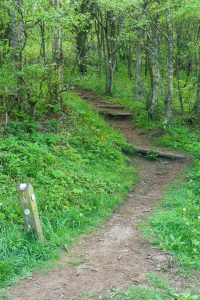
[
  {"left": 124, "top": 145, "right": 187, "bottom": 160},
  {"left": 96, "top": 104, "right": 125, "bottom": 110},
  {"left": 99, "top": 110, "right": 132, "bottom": 120},
  {"left": 136, "top": 147, "right": 187, "bottom": 160},
  {"left": 81, "top": 95, "right": 96, "bottom": 100}
]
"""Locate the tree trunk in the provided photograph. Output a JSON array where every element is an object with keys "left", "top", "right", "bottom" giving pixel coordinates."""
[
  {"left": 195, "top": 70, "right": 200, "bottom": 114},
  {"left": 105, "top": 56, "right": 116, "bottom": 96},
  {"left": 149, "top": 37, "right": 160, "bottom": 121},
  {"left": 193, "top": 27, "right": 200, "bottom": 115},
  {"left": 135, "top": 42, "right": 145, "bottom": 101},
  {"left": 39, "top": 22, "right": 46, "bottom": 64},
  {"left": 164, "top": 17, "right": 174, "bottom": 126},
  {"left": 52, "top": 0, "right": 63, "bottom": 105},
  {"left": 97, "top": 37, "right": 103, "bottom": 77},
  {"left": 147, "top": 5, "right": 162, "bottom": 121},
  {"left": 127, "top": 43, "right": 133, "bottom": 79},
  {"left": 77, "top": 30, "right": 88, "bottom": 74},
  {"left": 10, "top": 0, "right": 25, "bottom": 103},
  {"left": 76, "top": 0, "right": 91, "bottom": 75},
  {"left": 193, "top": 52, "right": 200, "bottom": 115},
  {"left": 103, "top": 11, "right": 119, "bottom": 96},
  {"left": 95, "top": 15, "right": 103, "bottom": 77}
]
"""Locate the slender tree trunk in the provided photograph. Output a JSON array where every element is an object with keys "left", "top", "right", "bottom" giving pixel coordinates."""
[
  {"left": 97, "top": 36, "right": 103, "bottom": 77},
  {"left": 149, "top": 53, "right": 160, "bottom": 120},
  {"left": 77, "top": 30, "right": 87, "bottom": 74},
  {"left": 164, "top": 17, "right": 174, "bottom": 126},
  {"left": 39, "top": 22, "right": 46, "bottom": 64},
  {"left": 11, "top": 0, "right": 25, "bottom": 103},
  {"left": 193, "top": 27, "right": 200, "bottom": 115},
  {"left": 148, "top": 24, "right": 160, "bottom": 121},
  {"left": 76, "top": 0, "right": 91, "bottom": 74},
  {"left": 144, "top": 35, "right": 151, "bottom": 80},
  {"left": 147, "top": 9, "right": 161, "bottom": 121},
  {"left": 103, "top": 11, "right": 117, "bottom": 96},
  {"left": 52, "top": 0, "right": 63, "bottom": 105},
  {"left": 193, "top": 50, "right": 200, "bottom": 114},
  {"left": 95, "top": 15, "right": 103, "bottom": 77},
  {"left": 135, "top": 41, "right": 145, "bottom": 101},
  {"left": 177, "top": 78, "right": 184, "bottom": 113},
  {"left": 105, "top": 56, "right": 116, "bottom": 96},
  {"left": 195, "top": 69, "right": 200, "bottom": 114},
  {"left": 127, "top": 43, "right": 133, "bottom": 79}
]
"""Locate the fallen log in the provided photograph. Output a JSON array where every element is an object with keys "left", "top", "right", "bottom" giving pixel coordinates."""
[
  {"left": 136, "top": 147, "right": 187, "bottom": 160},
  {"left": 123, "top": 144, "right": 187, "bottom": 160}
]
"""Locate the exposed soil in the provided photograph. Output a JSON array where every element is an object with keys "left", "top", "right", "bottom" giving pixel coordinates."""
[{"left": 7, "top": 89, "right": 199, "bottom": 300}]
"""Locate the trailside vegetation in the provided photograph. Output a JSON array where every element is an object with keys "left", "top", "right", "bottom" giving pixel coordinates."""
[
  {"left": 0, "top": 0, "right": 200, "bottom": 289},
  {"left": 0, "top": 0, "right": 199, "bottom": 124},
  {"left": 0, "top": 93, "right": 135, "bottom": 287},
  {"left": 79, "top": 65, "right": 200, "bottom": 271},
  {"left": 79, "top": 63, "right": 200, "bottom": 271},
  {"left": 87, "top": 273, "right": 200, "bottom": 300}
]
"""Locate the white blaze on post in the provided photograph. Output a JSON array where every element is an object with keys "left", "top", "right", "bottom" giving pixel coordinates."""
[
  {"left": 18, "top": 183, "right": 44, "bottom": 245},
  {"left": 19, "top": 183, "right": 27, "bottom": 191}
]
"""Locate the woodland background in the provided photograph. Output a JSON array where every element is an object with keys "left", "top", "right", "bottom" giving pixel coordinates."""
[{"left": 0, "top": 0, "right": 200, "bottom": 294}]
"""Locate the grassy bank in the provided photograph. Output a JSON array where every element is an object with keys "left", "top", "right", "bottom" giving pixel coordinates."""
[
  {"left": 144, "top": 125, "right": 200, "bottom": 271},
  {"left": 77, "top": 67, "right": 200, "bottom": 272},
  {"left": 0, "top": 92, "right": 135, "bottom": 287}
]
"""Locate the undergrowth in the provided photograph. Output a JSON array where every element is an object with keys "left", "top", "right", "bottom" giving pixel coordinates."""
[
  {"left": 78, "top": 66, "right": 200, "bottom": 272},
  {"left": 79, "top": 273, "right": 199, "bottom": 300},
  {"left": 144, "top": 125, "right": 200, "bottom": 271},
  {"left": 0, "top": 92, "right": 135, "bottom": 288},
  {"left": 99, "top": 287, "right": 200, "bottom": 300}
]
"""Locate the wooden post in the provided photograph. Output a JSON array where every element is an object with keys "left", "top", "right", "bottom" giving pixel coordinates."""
[{"left": 18, "top": 183, "right": 44, "bottom": 245}]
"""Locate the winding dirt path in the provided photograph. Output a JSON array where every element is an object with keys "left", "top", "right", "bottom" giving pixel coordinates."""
[{"left": 7, "top": 89, "right": 197, "bottom": 300}]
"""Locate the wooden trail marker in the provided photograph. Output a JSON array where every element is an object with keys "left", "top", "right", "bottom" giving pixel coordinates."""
[{"left": 18, "top": 183, "right": 44, "bottom": 245}]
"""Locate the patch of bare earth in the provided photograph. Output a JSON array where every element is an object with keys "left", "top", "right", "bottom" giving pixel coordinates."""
[{"left": 7, "top": 89, "right": 199, "bottom": 300}]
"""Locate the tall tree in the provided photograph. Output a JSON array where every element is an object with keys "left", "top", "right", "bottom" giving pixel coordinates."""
[
  {"left": 193, "top": 26, "right": 200, "bottom": 115},
  {"left": 52, "top": 0, "right": 63, "bottom": 105},
  {"left": 10, "top": 0, "right": 25, "bottom": 103},
  {"left": 76, "top": 0, "right": 91, "bottom": 74}
]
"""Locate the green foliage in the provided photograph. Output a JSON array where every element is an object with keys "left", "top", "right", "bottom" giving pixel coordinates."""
[
  {"left": 95, "top": 272, "right": 200, "bottom": 299},
  {"left": 106, "top": 287, "right": 200, "bottom": 300},
  {"left": 146, "top": 151, "right": 159, "bottom": 160},
  {"left": 0, "top": 288, "right": 10, "bottom": 300},
  {"left": 91, "top": 283, "right": 200, "bottom": 300},
  {"left": 76, "top": 272, "right": 198, "bottom": 299},
  {"left": 79, "top": 65, "right": 200, "bottom": 272},
  {"left": 157, "top": 125, "right": 200, "bottom": 159},
  {"left": 0, "top": 92, "right": 135, "bottom": 287},
  {"left": 147, "top": 273, "right": 170, "bottom": 290},
  {"left": 142, "top": 124, "right": 200, "bottom": 270},
  {"left": 76, "top": 65, "right": 161, "bottom": 130}
]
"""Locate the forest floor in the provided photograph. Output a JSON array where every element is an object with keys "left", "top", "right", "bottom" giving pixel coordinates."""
[{"left": 6, "top": 89, "right": 199, "bottom": 300}]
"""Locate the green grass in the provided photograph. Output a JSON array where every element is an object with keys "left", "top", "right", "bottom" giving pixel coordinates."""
[
  {"left": 142, "top": 125, "right": 200, "bottom": 271},
  {"left": 0, "top": 289, "right": 10, "bottom": 300},
  {"left": 147, "top": 273, "right": 170, "bottom": 290},
  {"left": 101, "top": 286, "right": 200, "bottom": 300},
  {"left": 78, "top": 66, "right": 200, "bottom": 272},
  {"left": 0, "top": 92, "right": 136, "bottom": 288},
  {"left": 98, "top": 286, "right": 200, "bottom": 300},
  {"left": 79, "top": 273, "right": 199, "bottom": 300}
]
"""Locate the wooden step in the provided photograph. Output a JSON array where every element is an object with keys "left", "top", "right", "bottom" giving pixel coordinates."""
[
  {"left": 99, "top": 110, "right": 132, "bottom": 120},
  {"left": 95, "top": 104, "right": 125, "bottom": 110},
  {"left": 81, "top": 95, "right": 97, "bottom": 101},
  {"left": 124, "top": 146, "right": 187, "bottom": 160}
]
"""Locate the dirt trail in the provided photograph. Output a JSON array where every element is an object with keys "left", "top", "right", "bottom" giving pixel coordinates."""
[{"left": 8, "top": 89, "right": 196, "bottom": 300}]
